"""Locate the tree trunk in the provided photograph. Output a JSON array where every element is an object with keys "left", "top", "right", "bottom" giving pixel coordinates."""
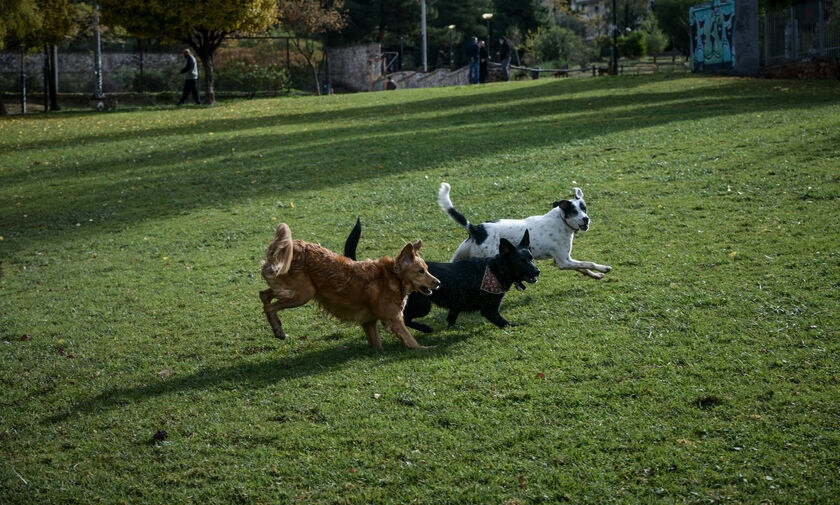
[
  {"left": 194, "top": 51, "right": 213, "bottom": 104},
  {"left": 43, "top": 46, "right": 49, "bottom": 112},
  {"left": 0, "top": 97, "right": 7, "bottom": 116},
  {"left": 201, "top": 53, "right": 215, "bottom": 105},
  {"left": 48, "top": 45, "right": 60, "bottom": 111}
]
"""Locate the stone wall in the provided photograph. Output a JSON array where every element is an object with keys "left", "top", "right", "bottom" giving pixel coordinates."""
[{"left": 327, "top": 43, "right": 381, "bottom": 92}]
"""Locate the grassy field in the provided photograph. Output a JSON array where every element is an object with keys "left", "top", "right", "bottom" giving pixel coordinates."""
[{"left": 1, "top": 75, "right": 839, "bottom": 504}]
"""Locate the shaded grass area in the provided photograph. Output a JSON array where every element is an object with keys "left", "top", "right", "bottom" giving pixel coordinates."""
[{"left": 1, "top": 75, "right": 839, "bottom": 504}]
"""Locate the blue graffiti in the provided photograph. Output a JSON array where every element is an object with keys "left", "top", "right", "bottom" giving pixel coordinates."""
[{"left": 690, "top": 0, "right": 735, "bottom": 72}]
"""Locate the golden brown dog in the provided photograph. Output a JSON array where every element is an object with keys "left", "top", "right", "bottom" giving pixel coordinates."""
[{"left": 259, "top": 223, "right": 440, "bottom": 350}]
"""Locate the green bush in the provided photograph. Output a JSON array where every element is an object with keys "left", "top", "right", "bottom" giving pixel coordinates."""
[
  {"left": 618, "top": 30, "right": 647, "bottom": 59},
  {"left": 523, "top": 26, "right": 592, "bottom": 67},
  {"left": 214, "top": 61, "right": 290, "bottom": 95},
  {"left": 639, "top": 13, "right": 668, "bottom": 54}
]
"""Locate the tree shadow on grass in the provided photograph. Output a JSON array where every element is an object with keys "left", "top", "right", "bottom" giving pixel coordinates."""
[
  {"left": 3, "top": 77, "right": 837, "bottom": 257},
  {"left": 6, "top": 76, "right": 659, "bottom": 150},
  {"left": 44, "top": 330, "right": 471, "bottom": 423}
]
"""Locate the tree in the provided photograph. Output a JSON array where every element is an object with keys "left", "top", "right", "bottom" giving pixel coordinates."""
[
  {"left": 492, "top": 0, "right": 549, "bottom": 45},
  {"left": 0, "top": 0, "right": 39, "bottom": 114},
  {"left": 639, "top": 11, "right": 667, "bottom": 54},
  {"left": 330, "top": 0, "right": 419, "bottom": 45},
  {"left": 617, "top": 29, "right": 646, "bottom": 58},
  {"left": 653, "top": 0, "right": 696, "bottom": 53},
  {"left": 36, "top": 0, "right": 77, "bottom": 111},
  {"left": 1, "top": 0, "right": 76, "bottom": 114},
  {"left": 522, "top": 25, "right": 589, "bottom": 67},
  {"left": 100, "top": 0, "right": 277, "bottom": 105},
  {"left": 278, "top": 0, "right": 346, "bottom": 94}
]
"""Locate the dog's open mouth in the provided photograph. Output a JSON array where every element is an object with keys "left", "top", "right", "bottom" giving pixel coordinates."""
[
  {"left": 579, "top": 223, "right": 589, "bottom": 231},
  {"left": 515, "top": 276, "right": 539, "bottom": 291},
  {"left": 420, "top": 287, "right": 434, "bottom": 295}
]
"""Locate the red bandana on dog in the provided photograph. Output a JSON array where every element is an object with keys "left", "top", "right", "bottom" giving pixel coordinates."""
[{"left": 480, "top": 266, "right": 505, "bottom": 294}]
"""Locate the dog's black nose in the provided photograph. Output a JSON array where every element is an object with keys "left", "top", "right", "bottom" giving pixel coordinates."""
[
  {"left": 435, "top": 280, "right": 441, "bottom": 289},
  {"left": 583, "top": 216, "right": 590, "bottom": 224}
]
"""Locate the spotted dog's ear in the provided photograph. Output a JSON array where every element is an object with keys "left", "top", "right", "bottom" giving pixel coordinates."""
[
  {"left": 574, "top": 187, "right": 584, "bottom": 199},
  {"left": 553, "top": 200, "right": 571, "bottom": 210}
]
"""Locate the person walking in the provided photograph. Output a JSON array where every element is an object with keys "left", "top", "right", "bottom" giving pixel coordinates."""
[
  {"left": 465, "top": 37, "right": 480, "bottom": 84},
  {"left": 498, "top": 36, "right": 512, "bottom": 82},
  {"left": 478, "top": 40, "right": 489, "bottom": 83},
  {"left": 176, "top": 48, "right": 201, "bottom": 105}
]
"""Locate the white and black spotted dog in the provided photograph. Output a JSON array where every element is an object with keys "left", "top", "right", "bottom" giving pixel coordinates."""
[{"left": 438, "top": 182, "right": 612, "bottom": 280}]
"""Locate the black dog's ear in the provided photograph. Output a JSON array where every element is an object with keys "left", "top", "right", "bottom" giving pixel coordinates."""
[
  {"left": 552, "top": 200, "right": 570, "bottom": 210},
  {"left": 519, "top": 229, "right": 530, "bottom": 248},
  {"left": 499, "top": 238, "right": 515, "bottom": 255}
]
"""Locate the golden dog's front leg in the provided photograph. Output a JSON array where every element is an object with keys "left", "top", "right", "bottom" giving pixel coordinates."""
[
  {"left": 260, "top": 289, "right": 287, "bottom": 339},
  {"left": 385, "top": 318, "right": 429, "bottom": 349},
  {"left": 362, "top": 321, "right": 383, "bottom": 350}
]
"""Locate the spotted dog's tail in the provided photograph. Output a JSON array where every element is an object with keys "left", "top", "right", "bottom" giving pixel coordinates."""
[
  {"left": 265, "top": 223, "right": 294, "bottom": 275},
  {"left": 438, "top": 182, "right": 471, "bottom": 230},
  {"left": 438, "top": 183, "right": 482, "bottom": 239}
]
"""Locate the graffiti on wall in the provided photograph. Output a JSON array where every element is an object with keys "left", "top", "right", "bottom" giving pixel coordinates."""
[{"left": 690, "top": 0, "right": 735, "bottom": 72}]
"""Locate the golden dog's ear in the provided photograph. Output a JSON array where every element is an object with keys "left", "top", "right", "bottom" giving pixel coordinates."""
[
  {"left": 394, "top": 242, "right": 416, "bottom": 273},
  {"left": 412, "top": 239, "right": 422, "bottom": 252}
]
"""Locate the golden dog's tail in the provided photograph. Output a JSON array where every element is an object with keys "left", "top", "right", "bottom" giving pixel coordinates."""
[{"left": 265, "top": 223, "right": 293, "bottom": 275}]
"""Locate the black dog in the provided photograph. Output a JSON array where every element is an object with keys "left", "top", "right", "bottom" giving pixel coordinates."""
[{"left": 344, "top": 219, "right": 540, "bottom": 332}]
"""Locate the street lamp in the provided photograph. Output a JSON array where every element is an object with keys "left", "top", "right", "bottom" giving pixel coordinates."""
[
  {"left": 482, "top": 13, "right": 493, "bottom": 55},
  {"left": 611, "top": 0, "right": 618, "bottom": 75},
  {"left": 448, "top": 25, "right": 456, "bottom": 70},
  {"left": 421, "top": 0, "right": 428, "bottom": 72}
]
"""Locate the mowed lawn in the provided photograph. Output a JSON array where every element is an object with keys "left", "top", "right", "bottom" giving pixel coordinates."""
[{"left": 1, "top": 75, "right": 839, "bottom": 504}]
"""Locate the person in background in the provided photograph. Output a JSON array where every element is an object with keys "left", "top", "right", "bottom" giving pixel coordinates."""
[
  {"left": 479, "top": 40, "right": 489, "bottom": 83},
  {"left": 176, "top": 48, "right": 201, "bottom": 106},
  {"left": 498, "top": 36, "right": 512, "bottom": 82},
  {"left": 465, "top": 37, "right": 480, "bottom": 84}
]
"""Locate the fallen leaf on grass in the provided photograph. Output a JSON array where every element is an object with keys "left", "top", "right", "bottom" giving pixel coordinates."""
[
  {"left": 158, "top": 369, "right": 171, "bottom": 378},
  {"left": 536, "top": 373, "right": 545, "bottom": 379},
  {"left": 21, "top": 334, "right": 31, "bottom": 341}
]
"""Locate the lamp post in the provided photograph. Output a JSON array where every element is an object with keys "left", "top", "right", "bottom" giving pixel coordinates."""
[
  {"left": 421, "top": 0, "right": 428, "bottom": 72},
  {"left": 448, "top": 25, "right": 455, "bottom": 70},
  {"left": 482, "top": 13, "right": 493, "bottom": 56},
  {"left": 611, "top": 0, "right": 618, "bottom": 75},
  {"left": 92, "top": 0, "right": 104, "bottom": 99}
]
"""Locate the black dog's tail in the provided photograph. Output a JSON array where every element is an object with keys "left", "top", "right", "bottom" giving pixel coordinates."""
[
  {"left": 438, "top": 182, "right": 485, "bottom": 240},
  {"left": 343, "top": 217, "right": 361, "bottom": 261}
]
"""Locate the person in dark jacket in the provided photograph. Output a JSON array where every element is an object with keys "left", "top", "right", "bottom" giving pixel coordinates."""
[
  {"left": 465, "top": 37, "right": 480, "bottom": 84},
  {"left": 498, "top": 37, "right": 512, "bottom": 82},
  {"left": 479, "top": 40, "right": 489, "bottom": 83},
  {"left": 176, "top": 49, "right": 201, "bottom": 105}
]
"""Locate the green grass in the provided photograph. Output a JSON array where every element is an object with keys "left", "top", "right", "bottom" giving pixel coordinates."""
[{"left": 1, "top": 75, "right": 839, "bottom": 504}]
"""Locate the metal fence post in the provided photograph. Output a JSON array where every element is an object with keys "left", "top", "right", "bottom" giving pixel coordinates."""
[
  {"left": 818, "top": 0, "right": 825, "bottom": 57},
  {"left": 20, "top": 46, "right": 26, "bottom": 114},
  {"left": 764, "top": 13, "right": 769, "bottom": 66}
]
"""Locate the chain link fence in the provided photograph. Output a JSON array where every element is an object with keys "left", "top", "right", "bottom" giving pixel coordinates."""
[
  {"left": 762, "top": 0, "right": 840, "bottom": 66},
  {"left": 1, "top": 36, "right": 318, "bottom": 110}
]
